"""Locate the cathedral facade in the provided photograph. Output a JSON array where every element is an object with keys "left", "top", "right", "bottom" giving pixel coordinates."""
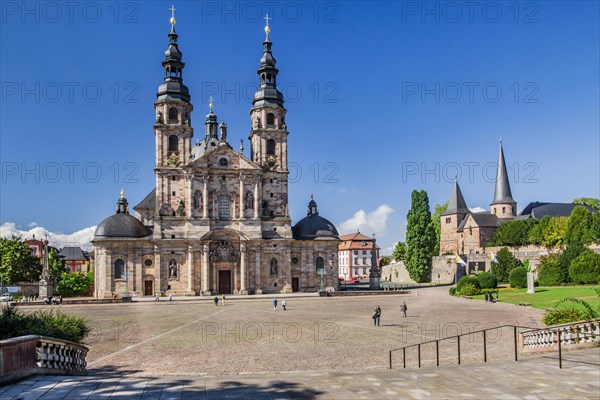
[{"left": 92, "top": 17, "right": 339, "bottom": 298}]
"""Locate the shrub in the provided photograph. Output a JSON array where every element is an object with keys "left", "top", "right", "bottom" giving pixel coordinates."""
[
  {"left": 459, "top": 283, "right": 481, "bottom": 296},
  {"left": 456, "top": 276, "right": 480, "bottom": 292},
  {"left": 538, "top": 254, "right": 567, "bottom": 286},
  {"left": 476, "top": 272, "right": 498, "bottom": 289},
  {"left": 0, "top": 306, "right": 90, "bottom": 344},
  {"left": 542, "top": 307, "right": 588, "bottom": 326},
  {"left": 509, "top": 266, "right": 528, "bottom": 289},
  {"left": 449, "top": 287, "right": 457, "bottom": 296},
  {"left": 569, "top": 250, "right": 600, "bottom": 284}
]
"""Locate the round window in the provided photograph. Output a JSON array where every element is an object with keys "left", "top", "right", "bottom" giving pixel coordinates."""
[
  {"left": 219, "top": 157, "right": 228, "bottom": 166},
  {"left": 144, "top": 258, "right": 153, "bottom": 267},
  {"left": 291, "top": 257, "right": 299, "bottom": 265}
]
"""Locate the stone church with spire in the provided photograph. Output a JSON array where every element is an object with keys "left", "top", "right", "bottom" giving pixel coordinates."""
[
  {"left": 439, "top": 141, "right": 593, "bottom": 257},
  {"left": 92, "top": 13, "right": 340, "bottom": 298}
]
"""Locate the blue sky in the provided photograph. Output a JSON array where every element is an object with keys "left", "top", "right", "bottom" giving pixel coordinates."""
[{"left": 1, "top": 1, "right": 598, "bottom": 253}]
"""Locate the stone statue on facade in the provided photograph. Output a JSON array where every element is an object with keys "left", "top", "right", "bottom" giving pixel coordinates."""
[
  {"left": 245, "top": 192, "right": 254, "bottom": 210},
  {"left": 176, "top": 200, "right": 186, "bottom": 216},
  {"left": 270, "top": 258, "right": 278, "bottom": 276},
  {"left": 169, "top": 260, "right": 178, "bottom": 279},
  {"left": 156, "top": 111, "right": 163, "bottom": 124},
  {"left": 219, "top": 121, "right": 228, "bottom": 142},
  {"left": 193, "top": 191, "right": 202, "bottom": 209}
]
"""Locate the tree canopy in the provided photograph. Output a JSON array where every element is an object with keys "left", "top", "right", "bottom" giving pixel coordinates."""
[
  {"left": 0, "top": 237, "right": 42, "bottom": 284},
  {"left": 405, "top": 190, "right": 436, "bottom": 282}
]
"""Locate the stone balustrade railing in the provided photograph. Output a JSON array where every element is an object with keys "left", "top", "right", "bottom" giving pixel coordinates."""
[
  {"left": 0, "top": 335, "right": 88, "bottom": 385},
  {"left": 521, "top": 319, "right": 599, "bottom": 354}
]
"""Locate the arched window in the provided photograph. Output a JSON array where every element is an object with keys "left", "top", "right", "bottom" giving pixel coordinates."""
[
  {"left": 502, "top": 207, "right": 506, "bottom": 214},
  {"left": 266, "top": 139, "right": 276, "bottom": 155},
  {"left": 218, "top": 196, "right": 230, "bottom": 220},
  {"left": 168, "top": 107, "right": 178, "bottom": 123},
  {"left": 316, "top": 256, "right": 325, "bottom": 272},
  {"left": 114, "top": 259, "right": 125, "bottom": 279},
  {"left": 168, "top": 135, "right": 178, "bottom": 153},
  {"left": 266, "top": 113, "right": 275, "bottom": 126}
]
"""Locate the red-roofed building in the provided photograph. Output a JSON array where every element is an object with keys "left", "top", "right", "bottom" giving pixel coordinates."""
[{"left": 338, "top": 232, "right": 380, "bottom": 280}]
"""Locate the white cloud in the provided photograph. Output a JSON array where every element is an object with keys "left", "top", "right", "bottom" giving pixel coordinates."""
[
  {"left": 471, "top": 206, "right": 487, "bottom": 213},
  {"left": 0, "top": 222, "right": 96, "bottom": 251},
  {"left": 339, "top": 204, "right": 394, "bottom": 237},
  {"left": 28, "top": 222, "right": 38, "bottom": 227}
]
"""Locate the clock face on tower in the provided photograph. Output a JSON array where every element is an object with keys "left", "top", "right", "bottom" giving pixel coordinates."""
[{"left": 219, "top": 157, "right": 228, "bottom": 167}]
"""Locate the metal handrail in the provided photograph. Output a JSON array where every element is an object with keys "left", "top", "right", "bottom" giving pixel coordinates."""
[{"left": 389, "top": 321, "right": 599, "bottom": 370}]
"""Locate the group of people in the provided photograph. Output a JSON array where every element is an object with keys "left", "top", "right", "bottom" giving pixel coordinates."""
[
  {"left": 214, "top": 294, "right": 226, "bottom": 306},
  {"left": 484, "top": 292, "right": 499, "bottom": 303},
  {"left": 43, "top": 295, "right": 62, "bottom": 305},
  {"left": 372, "top": 300, "right": 408, "bottom": 326},
  {"left": 272, "top": 298, "right": 287, "bottom": 310}
]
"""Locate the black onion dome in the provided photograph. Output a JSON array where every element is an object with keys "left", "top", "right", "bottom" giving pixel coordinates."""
[
  {"left": 95, "top": 193, "right": 152, "bottom": 239},
  {"left": 292, "top": 197, "right": 339, "bottom": 240}
]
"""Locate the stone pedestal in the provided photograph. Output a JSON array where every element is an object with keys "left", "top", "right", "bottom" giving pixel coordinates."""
[
  {"left": 185, "top": 290, "right": 196, "bottom": 296},
  {"left": 202, "top": 290, "right": 213, "bottom": 296},
  {"left": 527, "top": 272, "right": 535, "bottom": 294},
  {"left": 38, "top": 279, "right": 54, "bottom": 299},
  {"left": 255, "top": 289, "right": 263, "bottom": 295}
]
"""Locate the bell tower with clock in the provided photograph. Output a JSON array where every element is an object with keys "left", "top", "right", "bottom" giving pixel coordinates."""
[{"left": 249, "top": 16, "right": 290, "bottom": 221}]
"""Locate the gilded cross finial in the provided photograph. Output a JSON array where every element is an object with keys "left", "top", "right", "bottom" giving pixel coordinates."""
[
  {"left": 170, "top": 5, "right": 176, "bottom": 25},
  {"left": 120, "top": 188, "right": 125, "bottom": 198},
  {"left": 311, "top": 193, "right": 314, "bottom": 200},
  {"left": 264, "top": 14, "right": 271, "bottom": 39},
  {"left": 209, "top": 96, "right": 214, "bottom": 112}
]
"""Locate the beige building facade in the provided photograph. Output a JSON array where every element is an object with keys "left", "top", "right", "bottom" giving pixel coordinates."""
[{"left": 93, "top": 18, "right": 339, "bottom": 298}]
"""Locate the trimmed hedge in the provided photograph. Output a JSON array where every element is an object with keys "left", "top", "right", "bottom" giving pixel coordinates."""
[
  {"left": 476, "top": 272, "right": 498, "bottom": 289},
  {"left": 509, "top": 266, "right": 528, "bottom": 289}
]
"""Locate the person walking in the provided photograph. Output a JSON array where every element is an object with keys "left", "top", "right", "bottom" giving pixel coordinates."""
[
  {"left": 155, "top": 293, "right": 160, "bottom": 302},
  {"left": 400, "top": 300, "right": 408, "bottom": 317},
  {"left": 282, "top": 298, "right": 287, "bottom": 311},
  {"left": 214, "top": 296, "right": 219, "bottom": 306},
  {"left": 221, "top": 294, "right": 226, "bottom": 306},
  {"left": 373, "top": 305, "right": 381, "bottom": 326},
  {"left": 59, "top": 295, "right": 63, "bottom": 305},
  {"left": 273, "top": 298, "right": 278, "bottom": 310},
  {"left": 484, "top": 293, "right": 489, "bottom": 302},
  {"left": 168, "top": 293, "right": 173, "bottom": 302}
]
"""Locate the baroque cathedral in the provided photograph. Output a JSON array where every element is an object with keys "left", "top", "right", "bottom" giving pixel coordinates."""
[{"left": 92, "top": 14, "right": 340, "bottom": 297}]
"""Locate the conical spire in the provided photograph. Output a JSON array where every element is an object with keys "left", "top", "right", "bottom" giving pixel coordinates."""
[
  {"left": 156, "top": 5, "right": 190, "bottom": 103},
  {"left": 442, "top": 181, "right": 470, "bottom": 216},
  {"left": 252, "top": 15, "right": 284, "bottom": 108},
  {"left": 491, "top": 140, "right": 516, "bottom": 206}
]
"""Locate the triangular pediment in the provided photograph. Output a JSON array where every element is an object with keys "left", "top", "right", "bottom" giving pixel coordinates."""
[{"left": 186, "top": 143, "right": 263, "bottom": 171}]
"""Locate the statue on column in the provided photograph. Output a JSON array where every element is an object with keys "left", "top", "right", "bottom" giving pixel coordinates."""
[
  {"left": 219, "top": 121, "right": 228, "bottom": 142},
  {"left": 193, "top": 191, "right": 202, "bottom": 209}
]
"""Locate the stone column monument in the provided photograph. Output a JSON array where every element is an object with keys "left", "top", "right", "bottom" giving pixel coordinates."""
[
  {"left": 38, "top": 236, "right": 54, "bottom": 299},
  {"left": 369, "top": 236, "right": 381, "bottom": 290}
]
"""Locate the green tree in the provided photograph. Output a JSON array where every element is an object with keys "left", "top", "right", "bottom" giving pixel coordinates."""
[
  {"left": 491, "top": 247, "right": 522, "bottom": 282},
  {"left": 538, "top": 253, "right": 567, "bottom": 286},
  {"left": 405, "top": 190, "right": 436, "bottom": 282},
  {"left": 509, "top": 266, "right": 528, "bottom": 289},
  {"left": 565, "top": 206, "right": 594, "bottom": 245},
  {"left": 431, "top": 202, "right": 448, "bottom": 255},
  {"left": 488, "top": 219, "right": 537, "bottom": 246},
  {"left": 48, "top": 249, "right": 68, "bottom": 285},
  {"left": 569, "top": 250, "right": 600, "bottom": 284},
  {"left": 573, "top": 197, "right": 600, "bottom": 211},
  {"left": 543, "top": 217, "right": 569, "bottom": 247},
  {"left": 591, "top": 212, "right": 600, "bottom": 243},
  {"left": 392, "top": 242, "right": 407, "bottom": 262},
  {"left": 55, "top": 270, "right": 94, "bottom": 297},
  {"left": 0, "top": 237, "right": 42, "bottom": 284}
]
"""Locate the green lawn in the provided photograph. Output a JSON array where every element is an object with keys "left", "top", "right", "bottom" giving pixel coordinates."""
[{"left": 473, "top": 286, "right": 599, "bottom": 310}]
